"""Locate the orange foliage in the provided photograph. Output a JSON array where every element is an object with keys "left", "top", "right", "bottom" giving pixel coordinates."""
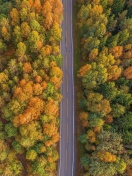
[
  {"left": 93, "top": 127, "right": 101, "bottom": 134},
  {"left": 126, "top": 166, "right": 132, "bottom": 176},
  {"left": 124, "top": 67, "right": 132, "bottom": 79},
  {"left": 44, "top": 12, "right": 53, "bottom": 30},
  {"left": 52, "top": 0, "right": 63, "bottom": 24},
  {"left": 44, "top": 99, "right": 59, "bottom": 117},
  {"left": 13, "top": 97, "right": 45, "bottom": 127},
  {"left": 45, "top": 140, "right": 53, "bottom": 147},
  {"left": 23, "top": 81, "right": 33, "bottom": 97},
  {"left": 23, "top": 62, "right": 32, "bottom": 73},
  {"left": 78, "top": 64, "right": 91, "bottom": 77},
  {"left": 42, "top": 1, "right": 52, "bottom": 17},
  {"left": 109, "top": 46, "right": 123, "bottom": 59},
  {"left": 43, "top": 123, "right": 57, "bottom": 137},
  {"left": 10, "top": 8, "right": 19, "bottom": 25},
  {"left": 41, "top": 81, "right": 47, "bottom": 90},
  {"left": 51, "top": 133, "right": 60, "bottom": 143},
  {"left": 107, "top": 65, "right": 122, "bottom": 81},
  {"left": 97, "top": 151, "right": 117, "bottom": 162},
  {"left": 19, "top": 79, "right": 27, "bottom": 88},
  {"left": 37, "top": 41, "right": 43, "bottom": 50},
  {"left": 41, "top": 45, "right": 52, "bottom": 57},
  {"left": 50, "top": 61, "right": 57, "bottom": 68},
  {"left": 33, "top": 0, "right": 42, "bottom": 14},
  {"left": 35, "top": 76, "right": 42, "bottom": 83},
  {"left": 33, "top": 83, "right": 43, "bottom": 95},
  {"left": 123, "top": 51, "right": 132, "bottom": 60},
  {"left": 50, "top": 76, "right": 62, "bottom": 90}
]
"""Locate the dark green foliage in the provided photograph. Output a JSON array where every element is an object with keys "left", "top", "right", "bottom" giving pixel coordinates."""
[
  {"left": 112, "top": 0, "right": 125, "bottom": 15},
  {"left": 79, "top": 134, "right": 87, "bottom": 144},
  {"left": 80, "top": 156, "right": 90, "bottom": 167}
]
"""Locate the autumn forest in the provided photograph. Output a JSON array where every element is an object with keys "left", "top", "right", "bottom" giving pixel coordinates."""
[
  {"left": 77, "top": 0, "right": 132, "bottom": 176},
  {"left": 0, "top": 0, "right": 63, "bottom": 175},
  {"left": 0, "top": 0, "right": 132, "bottom": 176}
]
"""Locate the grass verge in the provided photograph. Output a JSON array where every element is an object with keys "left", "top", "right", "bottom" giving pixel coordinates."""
[{"left": 73, "top": 1, "right": 85, "bottom": 176}]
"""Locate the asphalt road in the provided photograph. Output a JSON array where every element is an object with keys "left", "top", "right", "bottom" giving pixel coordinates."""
[{"left": 59, "top": 0, "right": 75, "bottom": 176}]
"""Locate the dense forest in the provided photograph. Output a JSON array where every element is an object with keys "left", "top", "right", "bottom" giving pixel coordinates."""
[
  {"left": 0, "top": 0, "right": 63, "bottom": 175},
  {"left": 77, "top": 0, "right": 132, "bottom": 175}
]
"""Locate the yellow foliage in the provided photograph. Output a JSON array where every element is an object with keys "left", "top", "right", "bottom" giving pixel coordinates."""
[
  {"left": 97, "top": 151, "right": 117, "bottom": 162},
  {"left": 86, "top": 130, "right": 96, "bottom": 143},
  {"left": 89, "top": 5, "right": 103, "bottom": 17},
  {"left": 10, "top": 8, "right": 19, "bottom": 25},
  {"left": 89, "top": 49, "right": 98, "bottom": 61}
]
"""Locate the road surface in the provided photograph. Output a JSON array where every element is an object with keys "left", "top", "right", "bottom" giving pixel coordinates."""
[{"left": 59, "top": 0, "right": 75, "bottom": 175}]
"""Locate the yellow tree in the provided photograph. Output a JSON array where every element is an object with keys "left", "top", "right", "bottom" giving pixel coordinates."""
[
  {"left": 1, "top": 26, "right": 10, "bottom": 41},
  {"left": 10, "top": 8, "right": 19, "bottom": 26},
  {"left": 97, "top": 151, "right": 117, "bottom": 162}
]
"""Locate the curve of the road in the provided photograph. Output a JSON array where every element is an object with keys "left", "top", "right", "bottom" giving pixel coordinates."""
[{"left": 59, "top": 0, "right": 75, "bottom": 175}]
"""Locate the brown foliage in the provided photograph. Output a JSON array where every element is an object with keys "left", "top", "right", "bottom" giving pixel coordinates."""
[{"left": 104, "top": 115, "right": 113, "bottom": 124}]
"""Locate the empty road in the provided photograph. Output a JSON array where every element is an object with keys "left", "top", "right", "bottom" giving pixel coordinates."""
[{"left": 59, "top": 0, "right": 75, "bottom": 176}]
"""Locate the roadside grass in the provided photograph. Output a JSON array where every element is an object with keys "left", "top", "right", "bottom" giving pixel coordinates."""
[{"left": 73, "top": 1, "right": 85, "bottom": 176}]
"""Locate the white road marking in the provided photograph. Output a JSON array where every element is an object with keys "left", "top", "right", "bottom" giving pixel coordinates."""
[
  {"left": 67, "top": 75, "right": 68, "bottom": 92},
  {"left": 67, "top": 123, "right": 69, "bottom": 143},
  {"left": 67, "top": 98, "right": 68, "bottom": 118},
  {"left": 66, "top": 149, "right": 68, "bottom": 171}
]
